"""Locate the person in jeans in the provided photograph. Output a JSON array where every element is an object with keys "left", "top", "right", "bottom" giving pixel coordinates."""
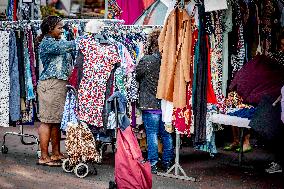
[{"left": 136, "top": 29, "right": 174, "bottom": 174}]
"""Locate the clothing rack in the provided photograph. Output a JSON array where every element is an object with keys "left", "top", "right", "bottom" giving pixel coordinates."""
[
  {"left": 108, "top": 22, "right": 196, "bottom": 182},
  {"left": 0, "top": 19, "right": 124, "bottom": 24},
  {"left": 0, "top": 18, "right": 124, "bottom": 158}
]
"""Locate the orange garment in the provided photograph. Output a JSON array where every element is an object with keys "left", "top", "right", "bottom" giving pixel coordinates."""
[{"left": 157, "top": 7, "right": 193, "bottom": 108}]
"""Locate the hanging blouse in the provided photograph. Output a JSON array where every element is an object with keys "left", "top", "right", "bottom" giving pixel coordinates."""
[
  {"left": 78, "top": 36, "right": 121, "bottom": 127},
  {"left": 0, "top": 31, "right": 11, "bottom": 127}
]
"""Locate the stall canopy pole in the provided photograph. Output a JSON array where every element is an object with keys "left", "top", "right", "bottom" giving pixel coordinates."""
[
  {"left": 31, "top": 0, "right": 35, "bottom": 20},
  {"left": 105, "top": 0, "right": 108, "bottom": 19}
]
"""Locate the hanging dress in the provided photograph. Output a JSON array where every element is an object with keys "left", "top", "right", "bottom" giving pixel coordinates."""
[
  {"left": 78, "top": 36, "right": 121, "bottom": 127},
  {"left": 0, "top": 31, "right": 10, "bottom": 127}
]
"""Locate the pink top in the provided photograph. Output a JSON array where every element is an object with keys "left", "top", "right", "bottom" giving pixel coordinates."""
[{"left": 117, "top": 0, "right": 144, "bottom": 24}]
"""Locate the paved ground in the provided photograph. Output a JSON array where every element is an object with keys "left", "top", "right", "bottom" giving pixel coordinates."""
[{"left": 0, "top": 125, "right": 283, "bottom": 189}]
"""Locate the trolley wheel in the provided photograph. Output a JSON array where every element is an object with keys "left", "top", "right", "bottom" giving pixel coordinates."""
[
  {"left": 1, "top": 145, "right": 8, "bottom": 154},
  {"left": 62, "top": 159, "right": 74, "bottom": 173},
  {"left": 74, "top": 163, "right": 89, "bottom": 178}
]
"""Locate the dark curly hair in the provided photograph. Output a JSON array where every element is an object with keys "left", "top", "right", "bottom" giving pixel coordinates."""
[
  {"left": 36, "top": 16, "right": 63, "bottom": 45},
  {"left": 144, "top": 29, "right": 161, "bottom": 55}
]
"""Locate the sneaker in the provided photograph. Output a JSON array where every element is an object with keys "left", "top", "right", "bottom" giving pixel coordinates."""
[
  {"left": 151, "top": 165, "right": 158, "bottom": 174},
  {"left": 162, "top": 161, "right": 174, "bottom": 172},
  {"left": 265, "top": 162, "right": 283, "bottom": 174}
]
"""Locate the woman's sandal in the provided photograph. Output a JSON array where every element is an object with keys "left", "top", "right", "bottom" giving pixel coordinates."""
[
  {"left": 224, "top": 144, "right": 240, "bottom": 151},
  {"left": 50, "top": 154, "right": 67, "bottom": 162},
  {"left": 37, "top": 159, "right": 62, "bottom": 167},
  {"left": 235, "top": 146, "right": 253, "bottom": 153}
]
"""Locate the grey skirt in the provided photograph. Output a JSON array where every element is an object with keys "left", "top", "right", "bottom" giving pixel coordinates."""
[{"left": 37, "top": 79, "right": 68, "bottom": 124}]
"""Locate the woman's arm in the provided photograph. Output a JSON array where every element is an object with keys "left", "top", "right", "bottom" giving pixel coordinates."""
[
  {"left": 42, "top": 38, "right": 76, "bottom": 55},
  {"left": 136, "top": 57, "right": 147, "bottom": 81}
]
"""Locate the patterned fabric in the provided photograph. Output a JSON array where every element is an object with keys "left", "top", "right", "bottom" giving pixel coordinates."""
[
  {"left": 230, "top": 2, "right": 245, "bottom": 78},
  {"left": 115, "top": 67, "right": 127, "bottom": 96},
  {"left": 209, "top": 11, "right": 225, "bottom": 112},
  {"left": 267, "top": 51, "right": 284, "bottom": 67},
  {"left": 127, "top": 72, "right": 139, "bottom": 102},
  {"left": 221, "top": 1, "right": 233, "bottom": 96},
  {"left": 65, "top": 122, "right": 101, "bottom": 165},
  {"left": 39, "top": 36, "right": 75, "bottom": 81},
  {"left": 136, "top": 53, "right": 162, "bottom": 110},
  {"left": 61, "top": 90, "right": 78, "bottom": 132},
  {"left": 108, "top": 0, "right": 122, "bottom": 19},
  {"left": 0, "top": 31, "right": 10, "bottom": 127},
  {"left": 18, "top": 0, "right": 42, "bottom": 20},
  {"left": 172, "top": 29, "right": 198, "bottom": 136},
  {"left": 21, "top": 100, "right": 34, "bottom": 124},
  {"left": 261, "top": 0, "right": 279, "bottom": 55},
  {"left": 78, "top": 36, "right": 121, "bottom": 127},
  {"left": 225, "top": 91, "right": 243, "bottom": 109}
]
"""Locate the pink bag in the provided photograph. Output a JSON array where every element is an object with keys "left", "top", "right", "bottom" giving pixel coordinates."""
[{"left": 115, "top": 126, "right": 152, "bottom": 189}]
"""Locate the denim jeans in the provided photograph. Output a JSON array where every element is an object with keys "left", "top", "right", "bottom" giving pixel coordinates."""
[{"left": 142, "top": 112, "right": 174, "bottom": 166}]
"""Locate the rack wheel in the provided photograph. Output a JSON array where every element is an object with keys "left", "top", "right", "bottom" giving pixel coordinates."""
[
  {"left": 62, "top": 159, "right": 74, "bottom": 173},
  {"left": 74, "top": 163, "right": 89, "bottom": 178},
  {"left": 1, "top": 145, "right": 8, "bottom": 154},
  {"left": 36, "top": 150, "right": 41, "bottom": 159}
]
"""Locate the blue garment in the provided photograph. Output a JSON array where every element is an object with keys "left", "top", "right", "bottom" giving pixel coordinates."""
[
  {"left": 142, "top": 112, "right": 174, "bottom": 166},
  {"left": 107, "top": 91, "right": 130, "bottom": 130},
  {"left": 9, "top": 32, "right": 21, "bottom": 121},
  {"left": 39, "top": 36, "right": 76, "bottom": 81},
  {"left": 227, "top": 108, "right": 256, "bottom": 120},
  {"left": 23, "top": 35, "right": 35, "bottom": 100}
]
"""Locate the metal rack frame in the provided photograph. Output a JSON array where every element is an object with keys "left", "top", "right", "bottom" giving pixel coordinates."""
[
  {"left": 1, "top": 125, "right": 40, "bottom": 156},
  {"left": 157, "top": 131, "right": 196, "bottom": 181},
  {"left": 157, "top": 0, "right": 196, "bottom": 182}
]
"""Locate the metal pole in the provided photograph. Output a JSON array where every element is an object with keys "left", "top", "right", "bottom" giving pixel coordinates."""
[
  {"left": 104, "top": 0, "right": 108, "bottom": 19},
  {"left": 175, "top": 132, "right": 180, "bottom": 175},
  {"left": 157, "top": 130, "right": 196, "bottom": 182},
  {"left": 31, "top": 0, "right": 35, "bottom": 20}
]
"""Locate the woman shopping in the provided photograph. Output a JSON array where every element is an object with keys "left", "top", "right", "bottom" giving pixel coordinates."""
[{"left": 36, "top": 16, "right": 76, "bottom": 166}]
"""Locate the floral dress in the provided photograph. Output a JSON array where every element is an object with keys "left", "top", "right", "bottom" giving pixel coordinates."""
[{"left": 78, "top": 36, "right": 121, "bottom": 127}]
